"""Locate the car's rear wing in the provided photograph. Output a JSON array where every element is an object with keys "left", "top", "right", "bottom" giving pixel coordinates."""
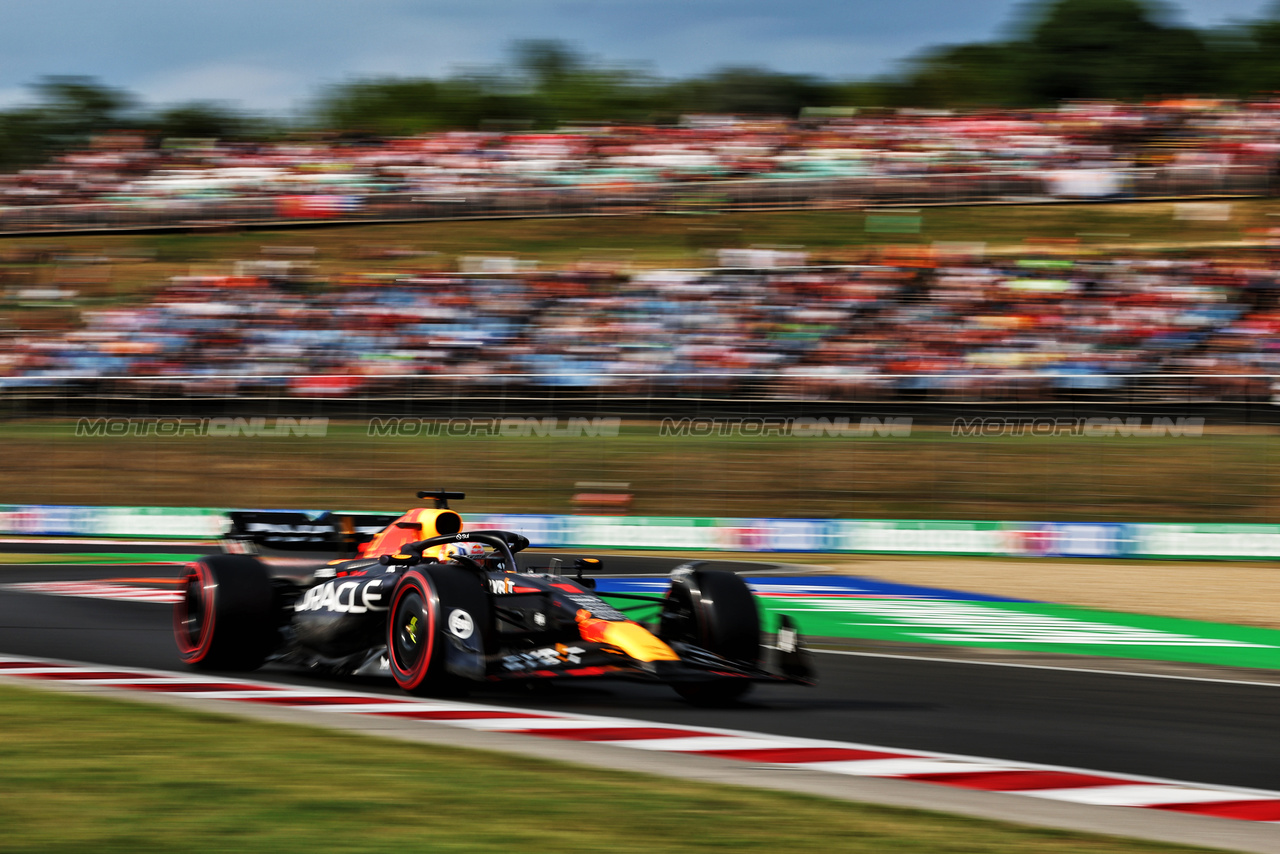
[{"left": 225, "top": 510, "right": 401, "bottom": 555}]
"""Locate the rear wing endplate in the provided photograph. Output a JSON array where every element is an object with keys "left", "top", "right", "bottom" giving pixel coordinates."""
[{"left": 225, "top": 510, "right": 401, "bottom": 555}]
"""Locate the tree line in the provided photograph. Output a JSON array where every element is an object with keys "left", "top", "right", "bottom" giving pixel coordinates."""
[{"left": 3, "top": 0, "right": 1280, "bottom": 169}]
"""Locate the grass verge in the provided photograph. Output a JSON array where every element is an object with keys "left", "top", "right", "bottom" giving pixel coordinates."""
[
  {"left": 1, "top": 421, "right": 1278, "bottom": 521},
  {"left": 0, "top": 683, "right": 1225, "bottom": 854}
]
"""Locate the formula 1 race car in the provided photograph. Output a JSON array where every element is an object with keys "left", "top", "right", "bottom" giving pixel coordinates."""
[{"left": 174, "top": 491, "right": 813, "bottom": 704}]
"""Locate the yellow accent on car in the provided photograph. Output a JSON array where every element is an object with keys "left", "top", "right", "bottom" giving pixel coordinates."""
[{"left": 597, "top": 621, "right": 679, "bottom": 662}]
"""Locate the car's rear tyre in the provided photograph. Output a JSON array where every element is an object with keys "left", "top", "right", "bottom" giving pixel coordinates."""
[
  {"left": 174, "top": 555, "right": 276, "bottom": 671},
  {"left": 659, "top": 569, "right": 760, "bottom": 705},
  {"left": 387, "top": 566, "right": 489, "bottom": 696}
]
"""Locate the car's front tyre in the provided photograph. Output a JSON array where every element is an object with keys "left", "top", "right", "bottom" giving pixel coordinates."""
[{"left": 660, "top": 568, "right": 760, "bottom": 705}]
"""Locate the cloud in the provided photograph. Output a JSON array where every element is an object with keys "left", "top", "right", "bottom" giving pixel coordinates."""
[
  {"left": 0, "top": 0, "right": 1274, "bottom": 112},
  {"left": 0, "top": 86, "right": 32, "bottom": 110},
  {"left": 134, "top": 63, "right": 309, "bottom": 113}
]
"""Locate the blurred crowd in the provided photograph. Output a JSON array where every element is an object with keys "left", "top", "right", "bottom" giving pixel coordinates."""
[
  {"left": 4, "top": 248, "right": 1279, "bottom": 401},
  {"left": 2, "top": 99, "right": 1279, "bottom": 209}
]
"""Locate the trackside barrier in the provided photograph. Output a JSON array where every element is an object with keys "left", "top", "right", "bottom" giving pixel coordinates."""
[
  {"left": 2, "top": 505, "right": 1279, "bottom": 560},
  {"left": 0, "top": 505, "right": 226, "bottom": 539}
]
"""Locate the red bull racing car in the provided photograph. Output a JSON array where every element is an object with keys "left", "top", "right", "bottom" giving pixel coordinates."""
[{"left": 174, "top": 491, "right": 813, "bottom": 704}]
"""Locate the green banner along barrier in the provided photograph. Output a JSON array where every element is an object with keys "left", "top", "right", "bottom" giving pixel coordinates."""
[{"left": 759, "top": 595, "right": 1280, "bottom": 670}]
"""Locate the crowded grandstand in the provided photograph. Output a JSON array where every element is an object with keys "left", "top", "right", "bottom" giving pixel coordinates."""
[
  {"left": 4, "top": 247, "right": 1276, "bottom": 401},
  {"left": 0, "top": 99, "right": 1277, "bottom": 230}
]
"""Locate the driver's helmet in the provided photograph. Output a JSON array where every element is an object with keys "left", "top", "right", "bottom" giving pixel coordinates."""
[{"left": 441, "top": 542, "right": 486, "bottom": 563}]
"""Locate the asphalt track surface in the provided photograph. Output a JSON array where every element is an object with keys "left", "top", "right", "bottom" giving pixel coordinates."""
[{"left": 3, "top": 542, "right": 1279, "bottom": 795}]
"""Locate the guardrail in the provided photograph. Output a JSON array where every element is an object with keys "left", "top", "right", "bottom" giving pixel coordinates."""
[{"left": 1, "top": 373, "right": 1276, "bottom": 412}]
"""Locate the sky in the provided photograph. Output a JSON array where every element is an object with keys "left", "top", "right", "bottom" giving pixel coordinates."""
[{"left": 0, "top": 0, "right": 1275, "bottom": 114}]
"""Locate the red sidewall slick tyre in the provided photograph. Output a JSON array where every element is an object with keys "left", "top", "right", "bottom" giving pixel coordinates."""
[
  {"left": 173, "top": 555, "right": 275, "bottom": 671},
  {"left": 174, "top": 560, "right": 216, "bottom": 664},
  {"left": 387, "top": 570, "right": 439, "bottom": 693}
]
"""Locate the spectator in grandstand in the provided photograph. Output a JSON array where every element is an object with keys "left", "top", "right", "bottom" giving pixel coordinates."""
[{"left": 5, "top": 248, "right": 1279, "bottom": 403}]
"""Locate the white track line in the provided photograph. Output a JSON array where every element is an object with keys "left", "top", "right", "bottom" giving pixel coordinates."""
[
  {"left": 807, "top": 646, "right": 1280, "bottom": 688},
  {"left": 1022, "top": 785, "right": 1276, "bottom": 807}
]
